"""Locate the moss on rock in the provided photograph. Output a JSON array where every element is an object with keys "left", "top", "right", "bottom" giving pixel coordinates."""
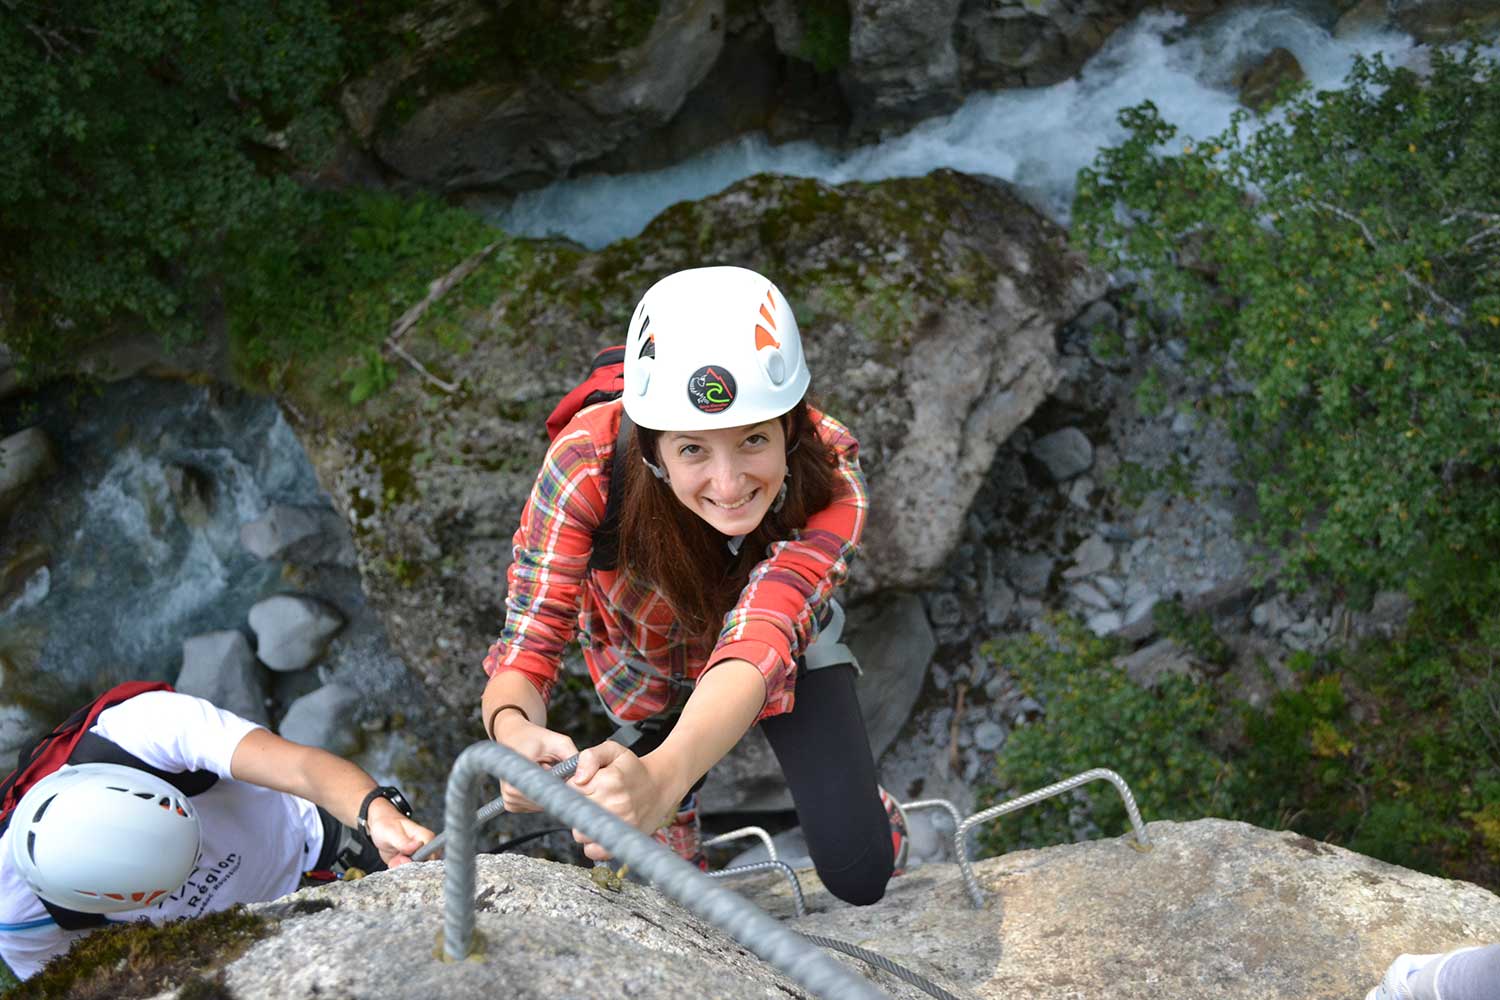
[{"left": 11, "top": 907, "right": 270, "bottom": 1000}]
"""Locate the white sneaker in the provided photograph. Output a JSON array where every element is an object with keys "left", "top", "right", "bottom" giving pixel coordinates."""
[{"left": 1366, "top": 953, "right": 1443, "bottom": 1000}]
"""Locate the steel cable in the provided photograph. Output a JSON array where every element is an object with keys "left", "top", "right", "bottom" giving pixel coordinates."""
[
  {"left": 413, "top": 755, "right": 578, "bottom": 863},
  {"left": 798, "top": 933, "right": 966, "bottom": 1000}
]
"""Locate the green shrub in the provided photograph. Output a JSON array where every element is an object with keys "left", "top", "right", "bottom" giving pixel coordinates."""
[
  {"left": 798, "top": 0, "right": 851, "bottom": 74},
  {"left": 975, "top": 618, "right": 1238, "bottom": 856},
  {"left": 1073, "top": 46, "right": 1500, "bottom": 594},
  {"left": 0, "top": 1, "right": 342, "bottom": 376},
  {"left": 222, "top": 190, "right": 507, "bottom": 403},
  {"left": 976, "top": 602, "right": 1500, "bottom": 885}
]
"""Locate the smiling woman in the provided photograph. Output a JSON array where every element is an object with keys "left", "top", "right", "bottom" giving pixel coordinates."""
[{"left": 479, "top": 267, "right": 909, "bottom": 902}]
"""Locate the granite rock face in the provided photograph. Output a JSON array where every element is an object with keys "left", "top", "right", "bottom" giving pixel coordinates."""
[
  {"left": 291, "top": 169, "right": 1100, "bottom": 718},
  {"left": 156, "top": 818, "right": 1500, "bottom": 999},
  {"left": 337, "top": 0, "right": 1240, "bottom": 191}
]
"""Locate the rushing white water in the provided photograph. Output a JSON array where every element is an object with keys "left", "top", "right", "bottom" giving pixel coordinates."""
[
  {"left": 0, "top": 381, "right": 326, "bottom": 687},
  {"left": 498, "top": 5, "right": 1419, "bottom": 248}
]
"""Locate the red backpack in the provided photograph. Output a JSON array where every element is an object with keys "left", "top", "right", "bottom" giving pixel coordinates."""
[
  {"left": 544, "top": 345, "right": 633, "bottom": 572},
  {"left": 545, "top": 345, "right": 625, "bottom": 440}
]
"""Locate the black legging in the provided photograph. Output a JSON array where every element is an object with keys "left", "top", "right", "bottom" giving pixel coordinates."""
[
  {"left": 760, "top": 664, "right": 894, "bottom": 905},
  {"left": 632, "top": 663, "right": 893, "bottom": 905}
]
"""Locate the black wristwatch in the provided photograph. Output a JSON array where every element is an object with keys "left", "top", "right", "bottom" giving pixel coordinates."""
[{"left": 357, "top": 786, "right": 413, "bottom": 837}]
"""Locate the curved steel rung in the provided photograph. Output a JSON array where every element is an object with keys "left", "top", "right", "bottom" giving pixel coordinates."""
[
  {"left": 954, "top": 767, "right": 1151, "bottom": 908},
  {"left": 900, "top": 799, "right": 964, "bottom": 832},
  {"left": 708, "top": 860, "right": 807, "bottom": 918},
  {"left": 703, "top": 825, "right": 779, "bottom": 862}
]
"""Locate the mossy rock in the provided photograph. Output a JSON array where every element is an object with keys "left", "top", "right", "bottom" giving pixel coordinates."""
[
  {"left": 286, "top": 168, "right": 1100, "bottom": 719},
  {"left": 11, "top": 907, "right": 271, "bottom": 1000}
]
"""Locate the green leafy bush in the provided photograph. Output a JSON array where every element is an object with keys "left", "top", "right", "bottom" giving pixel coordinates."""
[
  {"left": 975, "top": 618, "right": 1238, "bottom": 856},
  {"left": 1073, "top": 47, "right": 1500, "bottom": 594},
  {"left": 976, "top": 602, "right": 1500, "bottom": 884},
  {"left": 798, "top": 0, "right": 851, "bottom": 74},
  {"left": 0, "top": 1, "right": 342, "bottom": 375},
  {"left": 223, "top": 190, "right": 505, "bottom": 402}
]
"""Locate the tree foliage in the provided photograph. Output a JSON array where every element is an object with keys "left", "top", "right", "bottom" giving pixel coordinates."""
[
  {"left": 1073, "top": 48, "right": 1500, "bottom": 593},
  {"left": 0, "top": 0, "right": 342, "bottom": 373}
]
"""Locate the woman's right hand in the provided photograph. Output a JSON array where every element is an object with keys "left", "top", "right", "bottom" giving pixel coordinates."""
[{"left": 490, "top": 711, "right": 580, "bottom": 813}]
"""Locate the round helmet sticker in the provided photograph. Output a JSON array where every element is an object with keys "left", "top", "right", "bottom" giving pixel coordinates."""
[{"left": 687, "top": 365, "right": 737, "bottom": 414}]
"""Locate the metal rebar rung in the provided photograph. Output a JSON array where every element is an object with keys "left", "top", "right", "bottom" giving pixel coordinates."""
[
  {"left": 703, "top": 825, "right": 779, "bottom": 862},
  {"left": 439, "top": 741, "right": 892, "bottom": 999},
  {"left": 901, "top": 799, "right": 964, "bottom": 835},
  {"left": 954, "top": 767, "right": 1151, "bottom": 908},
  {"left": 708, "top": 860, "right": 807, "bottom": 918},
  {"left": 414, "top": 755, "right": 581, "bottom": 863}
]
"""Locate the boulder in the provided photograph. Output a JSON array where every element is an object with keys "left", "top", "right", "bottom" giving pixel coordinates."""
[
  {"left": 1390, "top": 0, "right": 1500, "bottom": 41},
  {"left": 1237, "top": 47, "right": 1304, "bottom": 111},
  {"left": 955, "top": 0, "right": 1216, "bottom": 95},
  {"left": 177, "top": 630, "right": 270, "bottom": 726},
  {"left": 0, "top": 542, "right": 50, "bottom": 612},
  {"left": 240, "top": 504, "right": 357, "bottom": 567},
  {"left": 1029, "top": 427, "right": 1093, "bottom": 482},
  {"left": 368, "top": 0, "right": 725, "bottom": 191},
  {"left": 1334, "top": 0, "right": 1392, "bottom": 37},
  {"left": 163, "top": 462, "right": 215, "bottom": 528},
  {"left": 278, "top": 684, "right": 362, "bottom": 756},
  {"left": 0, "top": 703, "right": 46, "bottom": 762},
  {"left": 1114, "top": 638, "right": 1199, "bottom": 687},
  {"left": 290, "top": 169, "right": 1101, "bottom": 713},
  {"left": 132, "top": 818, "right": 1500, "bottom": 999},
  {"left": 1062, "top": 533, "right": 1113, "bottom": 578},
  {"left": 844, "top": 0, "right": 966, "bottom": 136},
  {"left": 1004, "top": 551, "right": 1055, "bottom": 597},
  {"left": 248, "top": 595, "right": 345, "bottom": 672},
  {"left": 0, "top": 427, "right": 58, "bottom": 520}
]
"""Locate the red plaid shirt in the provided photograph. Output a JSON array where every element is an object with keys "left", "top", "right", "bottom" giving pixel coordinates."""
[{"left": 482, "top": 399, "right": 867, "bottom": 723}]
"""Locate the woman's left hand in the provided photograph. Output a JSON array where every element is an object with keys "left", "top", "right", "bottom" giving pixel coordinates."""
[{"left": 568, "top": 742, "right": 677, "bottom": 861}]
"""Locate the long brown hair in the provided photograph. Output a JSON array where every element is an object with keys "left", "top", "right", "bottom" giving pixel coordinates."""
[{"left": 616, "top": 400, "right": 838, "bottom": 642}]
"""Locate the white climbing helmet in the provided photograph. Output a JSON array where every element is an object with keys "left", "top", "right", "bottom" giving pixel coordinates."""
[
  {"left": 9, "top": 763, "right": 201, "bottom": 914},
  {"left": 622, "top": 266, "right": 811, "bottom": 431}
]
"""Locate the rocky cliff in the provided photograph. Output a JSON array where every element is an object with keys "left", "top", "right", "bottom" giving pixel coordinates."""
[
  {"left": 284, "top": 168, "right": 1101, "bottom": 743},
  {"left": 134, "top": 819, "right": 1500, "bottom": 999}
]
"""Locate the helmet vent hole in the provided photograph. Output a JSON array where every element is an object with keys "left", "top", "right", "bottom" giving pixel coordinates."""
[
  {"left": 106, "top": 786, "right": 129, "bottom": 793},
  {"left": 26, "top": 832, "right": 36, "bottom": 863},
  {"left": 133, "top": 792, "right": 153, "bottom": 800},
  {"left": 158, "top": 795, "right": 171, "bottom": 809},
  {"left": 32, "top": 794, "right": 56, "bottom": 823}
]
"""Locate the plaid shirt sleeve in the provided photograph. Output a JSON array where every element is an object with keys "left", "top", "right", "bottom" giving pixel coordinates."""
[
  {"left": 481, "top": 421, "right": 609, "bottom": 704},
  {"left": 707, "top": 411, "right": 868, "bottom": 721}
]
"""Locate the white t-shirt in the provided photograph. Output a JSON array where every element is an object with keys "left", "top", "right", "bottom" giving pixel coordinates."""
[{"left": 0, "top": 692, "right": 325, "bottom": 980}]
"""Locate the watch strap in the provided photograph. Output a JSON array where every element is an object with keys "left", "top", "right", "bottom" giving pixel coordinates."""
[{"left": 357, "top": 785, "right": 413, "bottom": 837}]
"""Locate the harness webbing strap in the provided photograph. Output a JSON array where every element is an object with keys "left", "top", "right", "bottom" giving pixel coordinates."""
[{"left": 587, "top": 406, "right": 634, "bottom": 573}]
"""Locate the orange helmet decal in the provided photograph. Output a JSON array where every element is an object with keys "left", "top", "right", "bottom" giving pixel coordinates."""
[{"left": 755, "top": 290, "right": 781, "bottom": 350}]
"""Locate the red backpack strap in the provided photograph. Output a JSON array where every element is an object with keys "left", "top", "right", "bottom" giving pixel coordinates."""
[
  {"left": 0, "top": 681, "right": 174, "bottom": 821},
  {"left": 545, "top": 345, "right": 626, "bottom": 440}
]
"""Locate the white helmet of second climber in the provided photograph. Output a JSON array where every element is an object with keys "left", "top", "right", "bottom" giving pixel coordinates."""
[
  {"left": 9, "top": 763, "right": 202, "bottom": 914},
  {"left": 622, "top": 266, "right": 810, "bottom": 431}
]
